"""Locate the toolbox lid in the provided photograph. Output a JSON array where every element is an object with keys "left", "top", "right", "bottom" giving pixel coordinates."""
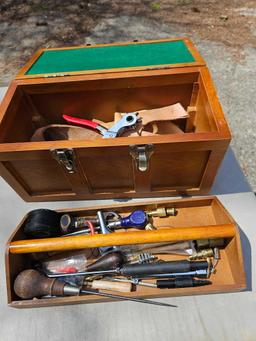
[{"left": 16, "top": 38, "right": 206, "bottom": 79}]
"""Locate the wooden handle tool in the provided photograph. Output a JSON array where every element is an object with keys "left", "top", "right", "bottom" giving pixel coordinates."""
[
  {"left": 9, "top": 224, "right": 235, "bottom": 254},
  {"left": 85, "top": 279, "right": 132, "bottom": 293},
  {"left": 14, "top": 269, "right": 176, "bottom": 307}
]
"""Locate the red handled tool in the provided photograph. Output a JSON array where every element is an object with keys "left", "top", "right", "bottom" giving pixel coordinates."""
[
  {"left": 63, "top": 115, "right": 107, "bottom": 135},
  {"left": 63, "top": 113, "right": 138, "bottom": 138}
]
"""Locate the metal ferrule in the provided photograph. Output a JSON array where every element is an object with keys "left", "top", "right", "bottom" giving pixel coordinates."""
[
  {"left": 107, "top": 221, "right": 122, "bottom": 229},
  {"left": 63, "top": 284, "right": 81, "bottom": 296}
]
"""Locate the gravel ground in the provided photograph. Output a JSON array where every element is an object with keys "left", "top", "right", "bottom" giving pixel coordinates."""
[{"left": 0, "top": 0, "right": 255, "bottom": 189}]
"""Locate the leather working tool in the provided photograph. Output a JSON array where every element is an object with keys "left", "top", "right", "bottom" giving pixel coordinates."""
[
  {"left": 107, "top": 210, "right": 148, "bottom": 229},
  {"left": 47, "top": 269, "right": 209, "bottom": 279},
  {"left": 45, "top": 260, "right": 211, "bottom": 279},
  {"left": 63, "top": 112, "right": 138, "bottom": 138},
  {"left": 14, "top": 269, "right": 177, "bottom": 308},
  {"left": 40, "top": 251, "right": 157, "bottom": 276},
  {"left": 62, "top": 210, "right": 148, "bottom": 233}
]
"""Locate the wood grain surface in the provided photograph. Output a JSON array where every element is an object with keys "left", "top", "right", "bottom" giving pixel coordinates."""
[
  {"left": 0, "top": 59, "right": 231, "bottom": 201},
  {"left": 5, "top": 197, "right": 246, "bottom": 310}
]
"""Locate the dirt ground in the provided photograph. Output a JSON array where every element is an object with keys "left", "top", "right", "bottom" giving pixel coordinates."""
[
  {"left": 0, "top": 0, "right": 255, "bottom": 83},
  {"left": 0, "top": 0, "right": 256, "bottom": 189}
]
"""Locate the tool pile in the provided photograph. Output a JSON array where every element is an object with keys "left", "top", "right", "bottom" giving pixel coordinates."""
[{"left": 12, "top": 206, "right": 224, "bottom": 308}]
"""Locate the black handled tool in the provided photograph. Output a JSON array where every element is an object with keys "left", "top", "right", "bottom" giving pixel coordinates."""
[
  {"left": 46, "top": 260, "right": 210, "bottom": 279},
  {"left": 120, "top": 260, "right": 209, "bottom": 277},
  {"left": 156, "top": 278, "right": 212, "bottom": 288},
  {"left": 104, "top": 276, "right": 211, "bottom": 288}
]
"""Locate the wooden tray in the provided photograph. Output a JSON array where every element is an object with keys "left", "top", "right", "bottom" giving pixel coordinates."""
[{"left": 5, "top": 196, "right": 246, "bottom": 308}]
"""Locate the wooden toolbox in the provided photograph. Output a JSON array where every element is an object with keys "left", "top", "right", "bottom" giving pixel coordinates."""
[
  {"left": 0, "top": 38, "right": 231, "bottom": 202},
  {"left": 6, "top": 196, "right": 246, "bottom": 308}
]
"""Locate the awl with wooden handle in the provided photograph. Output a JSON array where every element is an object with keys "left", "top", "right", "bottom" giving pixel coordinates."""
[{"left": 14, "top": 269, "right": 176, "bottom": 308}]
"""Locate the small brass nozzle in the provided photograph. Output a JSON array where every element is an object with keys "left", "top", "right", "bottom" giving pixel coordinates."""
[{"left": 147, "top": 207, "right": 177, "bottom": 217}]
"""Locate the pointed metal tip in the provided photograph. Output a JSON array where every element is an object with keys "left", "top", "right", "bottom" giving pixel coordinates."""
[{"left": 151, "top": 301, "right": 178, "bottom": 308}]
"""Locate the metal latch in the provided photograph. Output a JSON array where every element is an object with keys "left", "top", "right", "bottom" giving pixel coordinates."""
[
  {"left": 51, "top": 149, "right": 76, "bottom": 173},
  {"left": 130, "top": 144, "right": 154, "bottom": 172}
]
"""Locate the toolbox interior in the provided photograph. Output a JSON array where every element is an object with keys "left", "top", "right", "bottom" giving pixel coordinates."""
[
  {"left": 0, "top": 70, "right": 218, "bottom": 144},
  {"left": 6, "top": 197, "right": 246, "bottom": 308}
]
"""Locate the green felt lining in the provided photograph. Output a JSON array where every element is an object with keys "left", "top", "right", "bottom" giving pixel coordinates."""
[{"left": 26, "top": 40, "right": 195, "bottom": 75}]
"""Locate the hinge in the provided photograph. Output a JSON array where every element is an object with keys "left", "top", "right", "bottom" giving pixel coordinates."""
[
  {"left": 44, "top": 73, "right": 70, "bottom": 78},
  {"left": 51, "top": 148, "right": 76, "bottom": 173},
  {"left": 130, "top": 144, "right": 154, "bottom": 172},
  {"left": 145, "top": 66, "right": 171, "bottom": 71}
]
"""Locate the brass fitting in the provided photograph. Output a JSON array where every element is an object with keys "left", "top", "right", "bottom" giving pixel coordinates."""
[
  {"left": 147, "top": 207, "right": 177, "bottom": 217},
  {"left": 195, "top": 238, "right": 225, "bottom": 250}
]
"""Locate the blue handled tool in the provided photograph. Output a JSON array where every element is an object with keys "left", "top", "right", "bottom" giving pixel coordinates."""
[{"left": 107, "top": 210, "right": 148, "bottom": 229}]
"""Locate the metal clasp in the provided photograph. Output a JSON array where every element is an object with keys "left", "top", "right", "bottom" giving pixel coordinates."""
[
  {"left": 51, "top": 149, "right": 76, "bottom": 174},
  {"left": 130, "top": 144, "right": 154, "bottom": 172}
]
